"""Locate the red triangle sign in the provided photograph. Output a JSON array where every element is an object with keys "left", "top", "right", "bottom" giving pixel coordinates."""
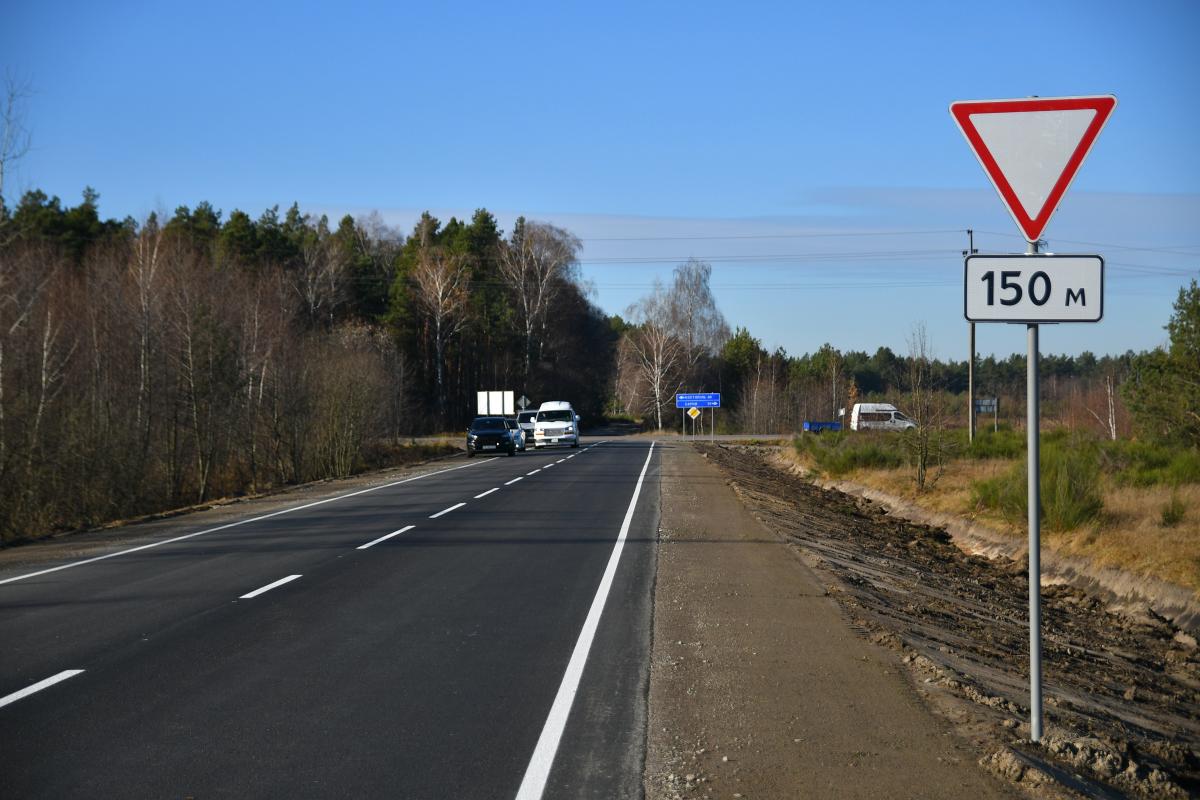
[{"left": 950, "top": 95, "right": 1116, "bottom": 242}]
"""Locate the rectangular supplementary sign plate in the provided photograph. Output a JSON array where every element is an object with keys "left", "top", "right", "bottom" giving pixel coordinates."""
[
  {"left": 965, "top": 254, "right": 1103, "bottom": 323},
  {"left": 675, "top": 392, "right": 721, "bottom": 408}
]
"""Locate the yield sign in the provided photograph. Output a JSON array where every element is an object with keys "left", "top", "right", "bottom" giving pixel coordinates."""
[{"left": 950, "top": 96, "right": 1116, "bottom": 242}]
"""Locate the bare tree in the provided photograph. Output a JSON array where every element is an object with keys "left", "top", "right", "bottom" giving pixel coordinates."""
[
  {"left": 410, "top": 247, "right": 470, "bottom": 422},
  {"left": 904, "top": 323, "right": 951, "bottom": 491},
  {"left": 497, "top": 220, "right": 581, "bottom": 379},
  {"left": 0, "top": 71, "right": 33, "bottom": 205},
  {"left": 293, "top": 233, "right": 347, "bottom": 326},
  {"left": 625, "top": 282, "right": 684, "bottom": 430},
  {"left": 666, "top": 259, "right": 729, "bottom": 381}
]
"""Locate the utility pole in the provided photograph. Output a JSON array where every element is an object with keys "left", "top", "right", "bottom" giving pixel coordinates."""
[{"left": 964, "top": 229, "right": 979, "bottom": 442}]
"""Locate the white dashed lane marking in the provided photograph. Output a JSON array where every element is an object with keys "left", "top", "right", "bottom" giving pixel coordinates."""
[
  {"left": 0, "top": 670, "right": 85, "bottom": 710},
  {"left": 357, "top": 525, "right": 415, "bottom": 550},
  {"left": 430, "top": 502, "right": 466, "bottom": 519},
  {"left": 240, "top": 574, "right": 302, "bottom": 599}
]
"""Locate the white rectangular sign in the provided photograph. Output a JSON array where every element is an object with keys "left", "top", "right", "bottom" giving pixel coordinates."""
[
  {"left": 477, "top": 390, "right": 516, "bottom": 415},
  {"left": 965, "top": 255, "right": 1103, "bottom": 323}
]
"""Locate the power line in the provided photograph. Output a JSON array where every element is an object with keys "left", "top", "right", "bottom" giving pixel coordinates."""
[
  {"left": 975, "top": 229, "right": 1200, "bottom": 256},
  {"left": 579, "top": 228, "right": 964, "bottom": 242}
]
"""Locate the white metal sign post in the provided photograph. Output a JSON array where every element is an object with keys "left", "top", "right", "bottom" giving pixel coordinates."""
[{"left": 951, "top": 95, "right": 1115, "bottom": 744}]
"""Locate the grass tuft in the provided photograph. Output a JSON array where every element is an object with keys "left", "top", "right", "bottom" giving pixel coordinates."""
[{"left": 1161, "top": 491, "right": 1187, "bottom": 528}]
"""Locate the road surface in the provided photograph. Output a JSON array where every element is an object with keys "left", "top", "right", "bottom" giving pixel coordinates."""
[{"left": 0, "top": 440, "right": 659, "bottom": 799}]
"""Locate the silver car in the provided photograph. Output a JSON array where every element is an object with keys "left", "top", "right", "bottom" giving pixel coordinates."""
[
  {"left": 505, "top": 417, "right": 526, "bottom": 451},
  {"left": 516, "top": 410, "right": 537, "bottom": 447}
]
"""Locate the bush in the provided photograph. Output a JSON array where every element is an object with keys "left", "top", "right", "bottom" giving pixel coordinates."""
[
  {"left": 959, "top": 426, "right": 1025, "bottom": 461},
  {"left": 970, "top": 435, "right": 1104, "bottom": 530},
  {"left": 1103, "top": 440, "right": 1200, "bottom": 487},
  {"left": 1043, "top": 439, "right": 1105, "bottom": 530},
  {"left": 794, "top": 431, "right": 906, "bottom": 477}
]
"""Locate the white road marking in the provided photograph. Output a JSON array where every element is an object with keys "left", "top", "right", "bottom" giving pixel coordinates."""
[
  {"left": 430, "top": 502, "right": 466, "bottom": 519},
  {"left": 555, "top": 459, "right": 565, "bottom": 464},
  {"left": 527, "top": 469, "right": 541, "bottom": 476},
  {"left": 505, "top": 477, "right": 524, "bottom": 485},
  {"left": 357, "top": 525, "right": 415, "bottom": 550},
  {"left": 474, "top": 488, "right": 500, "bottom": 499},
  {"left": 239, "top": 574, "right": 302, "bottom": 599},
  {"left": 543, "top": 463, "right": 554, "bottom": 469},
  {"left": 566, "top": 455, "right": 575, "bottom": 459},
  {"left": 515, "top": 442, "right": 655, "bottom": 800},
  {"left": 0, "top": 457, "right": 499, "bottom": 586},
  {"left": 0, "top": 670, "right": 85, "bottom": 710}
]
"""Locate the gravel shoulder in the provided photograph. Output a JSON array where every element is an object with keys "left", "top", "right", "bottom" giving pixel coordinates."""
[
  {"left": 644, "top": 441, "right": 1020, "bottom": 799},
  {"left": 671, "top": 442, "right": 1199, "bottom": 799}
]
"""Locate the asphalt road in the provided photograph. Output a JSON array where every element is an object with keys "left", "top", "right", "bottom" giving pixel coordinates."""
[{"left": 0, "top": 439, "right": 660, "bottom": 799}]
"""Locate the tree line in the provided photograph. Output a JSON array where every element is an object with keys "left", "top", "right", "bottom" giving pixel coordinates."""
[
  {"left": 610, "top": 258, "right": 1198, "bottom": 450},
  {"left": 0, "top": 188, "right": 615, "bottom": 541},
  {"left": 2, "top": 186, "right": 1194, "bottom": 541}
]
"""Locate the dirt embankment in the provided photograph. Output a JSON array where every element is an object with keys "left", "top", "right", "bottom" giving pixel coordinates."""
[{"left": 696, "top": 443, "right": 1199, "bottom": 798}]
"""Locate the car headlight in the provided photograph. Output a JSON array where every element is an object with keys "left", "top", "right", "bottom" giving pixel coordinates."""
[{"left": 565, "top": 426, "right": 574, "bottom": 433}]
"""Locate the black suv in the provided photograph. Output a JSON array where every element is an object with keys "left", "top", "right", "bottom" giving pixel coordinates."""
[{"left": 466, "top": 416, "right": 516, "bottom": 457}]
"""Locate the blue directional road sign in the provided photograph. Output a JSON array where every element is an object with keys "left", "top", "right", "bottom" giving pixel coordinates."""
[{"left": 675, "top": 393, "right": 721, "bottom": 408}]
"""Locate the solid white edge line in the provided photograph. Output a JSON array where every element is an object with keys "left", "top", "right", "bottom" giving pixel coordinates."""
[
  {"left": 505, "top": 477, "right": 524, "bottom": 485},
  {"left": 514, "top": 441, "right": 655, "bottom": 800},
  {"left": 356, "top": 525, "right": 416, "bottom": 550},
  {"left": 475, "top": 488, "right": 500, "bottom": 499},
  {"left": 429, "top": 502, "right": 466, "bottom": 519},
  {"left": 0, "top": 457, "right": 498, "bottom": 586},
  {"left": 239, "top": 574, "right": 302, "bottom": 599},
  {"left": 0, "top": 669, "right": 85, "bottom": 710}
]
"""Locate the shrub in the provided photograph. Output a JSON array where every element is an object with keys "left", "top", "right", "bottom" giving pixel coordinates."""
[
  {"left": 794, "top": 431, "right": 905, "bottom": 477},
  {"left": 1042, "top": 439, "right": 1105, "bottom": 530},
  {"left": 970, "top": 435, "right": 1104, "bottom": 530},
  {"left": 960, "top": 426, "right": 1025, "bottom": 460},
  {"left": 1103, "top": 440, "right": 1200, "bottom": 487}
]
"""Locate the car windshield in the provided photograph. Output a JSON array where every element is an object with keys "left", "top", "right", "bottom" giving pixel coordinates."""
[
  {"left": 518, "top": 412, "right": 537, "bottom": 423},
  {"left": 537, "top": 410, "right": 573, "bottom": 422},
  {"left": 470, "top": 418, "right": 505, "bottom": 432}
]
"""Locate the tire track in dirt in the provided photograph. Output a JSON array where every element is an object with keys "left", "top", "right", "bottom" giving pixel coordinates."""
[{"left": 700, "top": 443, "right": 1200, "bottom": 799}]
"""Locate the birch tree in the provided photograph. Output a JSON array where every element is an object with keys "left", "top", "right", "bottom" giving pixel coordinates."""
[
  {"left": 666, "top": 259, "right": 729, "bottom": 381},
  {"left": 410, "top": 248, "right": 470, "bottom": 422},
  {"left": 497, "top": 219, "right": 581, "bottom": 379},
  {"left": 624, "top": 283, "right": 684, "bottom": 430}
]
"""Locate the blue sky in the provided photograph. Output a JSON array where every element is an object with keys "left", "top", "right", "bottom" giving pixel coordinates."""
[{"left": 3, "top": 1, "right": 1198, "bottom": 359}]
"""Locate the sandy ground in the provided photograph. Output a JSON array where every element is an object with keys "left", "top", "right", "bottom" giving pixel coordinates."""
[
  {"left": 656, "top": 442, "right": 1199, "bottom": 799},
  {"left": 644, "top": 441, "right": 1021, "bottom": 799}
]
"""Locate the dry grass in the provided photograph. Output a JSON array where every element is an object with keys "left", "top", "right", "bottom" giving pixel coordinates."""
[
  {"left": 782, "top": 445, "right": 1200, "bottom": 594},
  {"left": 1070, "top": 484, "right": 1200, "bottom": 592}
]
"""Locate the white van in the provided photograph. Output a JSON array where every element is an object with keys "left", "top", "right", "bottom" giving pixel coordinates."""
[
  {"left": 532, "top": 400, "right": 580, "bottom": 449},
  {"left": 850, "top": 403, "right": 917, "bottom": 431}
]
